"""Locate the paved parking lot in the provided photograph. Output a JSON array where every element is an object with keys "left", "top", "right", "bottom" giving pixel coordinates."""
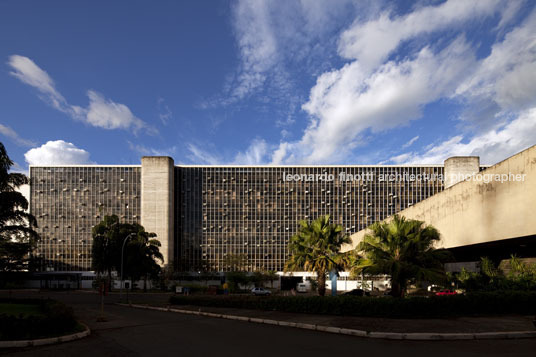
[{"left": 1, "top": 290, "right": 536, "bottom": 357}]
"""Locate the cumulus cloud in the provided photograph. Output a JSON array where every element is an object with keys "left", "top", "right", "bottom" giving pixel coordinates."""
[
  {"left": 0, "top": 124, "right": 36, "bottom": 147},
  {"left": 24, "top": 140, "right": 92, "bottom": 165},
  {"left": 456, "top": 10, "right": 536, "bottom": 115},
  {"left": 338, "top": 0, "right": 501, "bottom": 70},
  {"left": 286, "top": 36, "right": 475, "bottom": 163},
  {"left": 383, "top": 6, "right": 536, "bottom": 165},
  {"left": 8, "top": 55, "right": 155, "bottom": 134},
  {"left": 265, "top": 1, "right": 536, "bottom": 165},
  {"left": 86, "top": 90, "right": 149, "bottom": 133},
  {"left": 389, "top": 108, "right": 536, "bottom": 165}
]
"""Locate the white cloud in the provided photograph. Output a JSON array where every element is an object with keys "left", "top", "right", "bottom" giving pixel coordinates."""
[
  {"left": 338, "top": 0, "right": 501, "bottom": 70},
  {"left": 8, "top": 55, "right": 65, "bottom": 109},
  {"left": 8, "top": 55, "right": 84, "bottom": 119},
  {"left": 0, "top": 124, "right": 36, "bottom": 147},
  {"left": 271, "top": 141, "right": 291, "bottom": 164},
  {"left": 186, "top": 144, "right": 221, "bottom": 165},
  {"left": 402, "top": 135, "right": 419, "bottom": 149},
  {"left": 8, "top": 55, "right": 155, "bottom": 134},
  {"left": 184, "top": 138, "right": 271, "bottom": 165},
  {"left": 456, "top": 10, "right": 536, "bottom": 114},
  {"left": 128, "top": 142, "right": 177, "bottom": 157},
  {"left": 233, "top": 138, "right": 269, "bottom": 164},
  {"left": 24, "top": 140, "right": 92, "bottom": 165},
  {"left": 231, "top": 0, "right": 278, "bottom": 99},
  {"left": 285, "top": 36, "right": 475, "bottom": 163},
  {"left": 265, "top": 2, "right": 536, "bottom": 165},
  {"left": 157, "top": 97, "right": 172, "bottom": 125},
  {"left": 86, "top": 90, "right": 149, "bottom": 133},
  {"left": 227, "top": 0, "right": 364, "bottom": 102},
  {"left": 495, "top": 0, "right": 525, "bottom": 31},
  {"left": 389, "top": 108, "right": 536, "bottom": 164}
]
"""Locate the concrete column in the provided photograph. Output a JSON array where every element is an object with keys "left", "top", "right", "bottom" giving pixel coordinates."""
[
  {"left": 141, "top": 156, "right": 174, "bottom": 267},
  {"left": 444, "top": 156, "right": 480, "bottom": 188}
]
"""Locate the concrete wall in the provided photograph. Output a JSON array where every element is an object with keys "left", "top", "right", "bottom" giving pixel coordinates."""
[
  {"left": 346, "top": 145, "right": 536, "bottom": 251},
  {"left": 141, "top": 157, "right": 174, "bottom": 266},
  {"left": 444, "top": 156, "right": 480, "bottom": 188}
]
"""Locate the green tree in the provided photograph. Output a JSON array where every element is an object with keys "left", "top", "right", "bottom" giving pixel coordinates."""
[
  {"left": 505, "top": 254, "right": 536, "bottom": 278},
  {"left": 480, "top": 256, "right": 501, "bottom": 279},
  {"left": 264, "top": 270, "right": 279, "bottom": 288},
  {"left": 123, "top": 225, "right": 163, "bottom": 290},
  {"left": 225, "top": 271, "right": 249, "bottom": 292},
  {"left": 0, "top": 142, "right": 39, "bottom": 271},
  {"left": 91, "top": 215, "right": 163, "bottom": 288},
  {"left": 223, "top": 253, "right": 249, "bottom": 271},
  {"left": 353, "top": 214, "right": 451, "bottom": 298},
  {"left": 285, "top": 215, "right": 350, "bottom": 296}
]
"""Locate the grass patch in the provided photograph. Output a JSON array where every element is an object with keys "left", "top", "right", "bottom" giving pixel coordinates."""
[
  {"left": 0, "top": 299, "right": 79, "bottom": 341},
  {"left": 0, "top": 303, "right": 45, "bottom": 317}
]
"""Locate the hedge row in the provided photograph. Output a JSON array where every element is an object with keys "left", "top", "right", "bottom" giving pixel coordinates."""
[
  {"left": 169, "top": 291, "right": 536, "bottom": 318},
  {"left": 0, "top": 299, "right": 78, "bottom": 340}
]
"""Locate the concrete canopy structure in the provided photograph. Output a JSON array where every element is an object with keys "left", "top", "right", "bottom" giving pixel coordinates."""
[{"left": 346, "top": 144, "right": 536, "bottom": 262}]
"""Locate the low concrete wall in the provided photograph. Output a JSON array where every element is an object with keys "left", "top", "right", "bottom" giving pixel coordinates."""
[{"left": 346, "top": 145, "right": 536, "bottom": 250}]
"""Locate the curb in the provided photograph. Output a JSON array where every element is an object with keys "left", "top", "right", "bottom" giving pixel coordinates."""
[
  {"left": 0, "top": 322, "right": 91, "bottom": 348},
  {"left": 116, "top": 304, "right": 536, "bottom": 341}
]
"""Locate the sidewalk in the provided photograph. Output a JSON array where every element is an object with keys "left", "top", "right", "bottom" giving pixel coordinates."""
[{"left": 129, "top": 303, "right": 536, "bottom": 334}]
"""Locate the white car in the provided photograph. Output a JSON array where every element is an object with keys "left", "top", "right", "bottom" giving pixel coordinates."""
[
  {"left": 296, "top": 283, "right": 309, "bottom": 293},
  {"left": 251, "top": 287, "right": 271, "bottom": 296}
]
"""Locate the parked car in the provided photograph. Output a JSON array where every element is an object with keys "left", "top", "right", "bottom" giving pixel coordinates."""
[
  {"left": 296, "top": 283, "right": 309, "bottom": 293},
  {"left": 251, "top": 287, "right": 271, "bottom": 296},
  {"left": 435, "top": 289, "right": 457, "bottom": 296},
  {"left": 343, "top": 289, "right": 366, "bottom": 296}
]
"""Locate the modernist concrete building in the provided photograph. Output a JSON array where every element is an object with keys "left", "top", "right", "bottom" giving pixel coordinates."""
[{"left": 29, "top": 159, "right": 463, "bottom": 272}]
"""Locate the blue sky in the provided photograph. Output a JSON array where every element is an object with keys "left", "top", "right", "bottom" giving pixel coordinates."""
[{"left": 1, "top": 0, "right": 536, "bottom": 170}]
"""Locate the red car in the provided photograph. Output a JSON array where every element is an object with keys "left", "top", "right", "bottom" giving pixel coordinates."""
[{"left": 435, "top": 289, "right": 457, "bottom": 296}]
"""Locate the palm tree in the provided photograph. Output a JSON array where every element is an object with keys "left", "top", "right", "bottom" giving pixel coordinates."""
[
  {"left": 91, "top": 215, "right": 121, "bottom": 283},
  {"left": 0, "top": 142, "right": 39, "bottom": 271},
  {"left": 352, "top": 214, "right": 451, "bottom": 298},
  {"left": 285, "top": 215, "right": 351, "bottom": 296}
]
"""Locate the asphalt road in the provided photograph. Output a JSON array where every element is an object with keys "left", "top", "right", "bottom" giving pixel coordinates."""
[{"left": 2, "top": 291, "right": 536, "bottom": 357}]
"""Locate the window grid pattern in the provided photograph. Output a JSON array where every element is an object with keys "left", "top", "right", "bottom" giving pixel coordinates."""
[
  {"left": 176, "top": 166, "right": 444, "bottom": 272},
  {"left": 30, "top": 166, "right": 141, "bottom": 271}
]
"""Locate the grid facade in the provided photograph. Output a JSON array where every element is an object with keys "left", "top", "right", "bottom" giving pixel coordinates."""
[
  {"left": 30, "top": 166, "right": 141, "bottom": 271},
  {"left": 30, "top": 163, "right": 446, "bottom": 272},
  {"left": 176, "top": 166, "right": 444, "bottom": 272}
]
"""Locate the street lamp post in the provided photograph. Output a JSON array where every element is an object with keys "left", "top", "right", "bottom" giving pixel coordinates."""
[{"left": 120, "top": 232, "right": 136, "bottom": 302}]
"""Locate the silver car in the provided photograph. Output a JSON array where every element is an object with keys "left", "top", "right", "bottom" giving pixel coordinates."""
[{"left": 251, "top": 287, "right": 271, "bottom": 296}]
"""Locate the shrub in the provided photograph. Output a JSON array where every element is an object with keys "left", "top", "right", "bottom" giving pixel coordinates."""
[
  {"left": 169, "top": 291, "right": 536, "bottom": 318},
  {"left": 0, "top": 299, "right": 77, "bottom": 340}
]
